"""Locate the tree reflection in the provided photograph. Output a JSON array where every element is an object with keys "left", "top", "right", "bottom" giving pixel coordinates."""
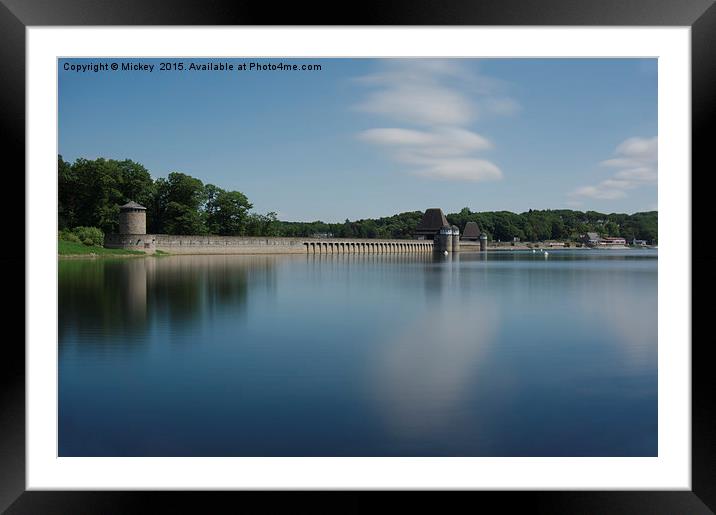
[{"left": 58, "top": 256, "right": 276, "bottom": 352}]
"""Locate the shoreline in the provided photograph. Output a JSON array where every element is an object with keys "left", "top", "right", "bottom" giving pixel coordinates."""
[
  {"left": 59, "top": 253, "right": 148, "bottom": 259},
  {"left": 59, "top": 244, "right": 654, "bottom": 259}
]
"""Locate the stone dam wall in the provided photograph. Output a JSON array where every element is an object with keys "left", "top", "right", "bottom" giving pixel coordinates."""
[{"left": 105, "top": 234, "right": 436, "bottom": 255}]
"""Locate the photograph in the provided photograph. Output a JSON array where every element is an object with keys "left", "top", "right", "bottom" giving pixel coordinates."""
[
  {"left": 1, "top": 0, "right": 709, "bottom": 507},
  {"left": 57, "top": 57, "right": 659, "bottom": 458}
]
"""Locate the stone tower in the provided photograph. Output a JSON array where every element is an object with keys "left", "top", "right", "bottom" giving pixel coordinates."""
[
  {"left": 451, "top": 225, "right": 460, "bottom": 252},
  {"left": 119, "top": 201, "right": 147, "bottom": 235},
  {"left": 436, "top": 225, "right": 453, "bottom": 252}
]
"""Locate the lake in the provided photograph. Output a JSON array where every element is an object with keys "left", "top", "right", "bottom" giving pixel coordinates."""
[{"left": 58, "top": 249, "right": 657, "bottom": 456}]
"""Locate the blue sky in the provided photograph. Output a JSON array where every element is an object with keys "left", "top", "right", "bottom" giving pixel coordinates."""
[{"left": 59, "top": 58, "right": 657, "bottom": 222}]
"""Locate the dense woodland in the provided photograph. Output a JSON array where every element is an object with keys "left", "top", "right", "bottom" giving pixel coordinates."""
[{"left": 58, "top": 156, "right": 658, "bottom": 243}]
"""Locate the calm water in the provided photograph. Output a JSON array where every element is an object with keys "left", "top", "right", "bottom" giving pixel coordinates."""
[{"left": 59, "top": 250, "right": 657, "bottom": 456}]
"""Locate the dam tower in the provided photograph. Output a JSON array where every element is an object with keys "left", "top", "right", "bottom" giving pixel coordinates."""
[
  {"left": 119, "top": 201, "right": 147, "bottom": 235},
  {"left": 451, "top": 225, "right": 460, "bottom": 252},
  {"left": 436, "top": 225, "right": 454, "bottom": 252},
  {"left": 415, "top": 208, "right": 450, "bottom": 240}
]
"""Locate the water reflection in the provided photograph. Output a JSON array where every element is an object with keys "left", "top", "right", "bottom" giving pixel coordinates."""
[
  {"left": 59, "top": 250, "right": 657, "bottom": 456},
  {"left": 367, "top": 250, "right": 658, "bottom": 455},
  {"left": 372, "top": 302, "right": 498, "bottom": 438},
  {"left": 59, "top": 256, "right": 276, "bottom": 352},
  {"left": 59, "top": 258, "right": 152, "bottom": 345}
]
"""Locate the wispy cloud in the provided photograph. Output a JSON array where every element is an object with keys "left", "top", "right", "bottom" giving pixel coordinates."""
[
  {"left": 355, "top": 60, "right": 516, "bottom": 182},
  {"left": 570, "top": 136, "right": 657, "bottom": 201},
  {"left": 358, "top": 127, "right": 492, "bottom": 153}
]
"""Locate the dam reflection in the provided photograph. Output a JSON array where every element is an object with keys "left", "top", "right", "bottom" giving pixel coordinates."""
[{"left": 58, "top": 255, "right": 276, "bottom": 352}]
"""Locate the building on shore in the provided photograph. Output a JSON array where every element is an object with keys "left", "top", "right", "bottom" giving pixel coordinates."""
[
  {"left": 581, "top": 232, "right": 627, "bottom": 248},
  {"left": 414, "top": 208, "right": 449, "bottom": 240},
  {"left": 632, "top": 238, "right": 648, "bottom": 246},
  {"left": 582, "top": 232, "right": 600, "bottom": 247},
  {"left": 598, "top": 237, "right": 627, "bottom": 247}
]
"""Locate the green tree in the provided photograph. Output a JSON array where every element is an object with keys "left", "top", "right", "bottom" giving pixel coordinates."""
[
  {"left": 58, "top": 157, "right": 154, "bottom": 233},
  {"left": 205, "top": 185, "right": 253, "bottom": 235},
  {"left": 246, "top": 211, "right": 280, "bottom": 236},
  {"left": 604, "top": 221, "right": 620, "bottom": 237},
  {"left": 58, "top": 155, "right": 78, "bottom": 229},
  {"left": 343, "top": 219, "right": 355, "bottom": 238},
  {"left": 154, "top": 172, "right": 208, "bottom": 235}
]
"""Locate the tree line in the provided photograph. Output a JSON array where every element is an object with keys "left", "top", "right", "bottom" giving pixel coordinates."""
[
  {"left": 444, "top": 207, "right": 657, "bottom": 243},
  {"left": 58, "top": 156, "right": 657, "bottom": 243},
  {"left": 59, "top": 156, "right": 278, "bottom": 237},
  {"left": 274, "top": 208, "right": 657, "bottom": 243}
]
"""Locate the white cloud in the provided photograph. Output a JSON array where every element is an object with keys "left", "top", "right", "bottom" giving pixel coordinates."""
[
  {"left": 482, "top": 96, "right": 521, "bottom": 116},
  {"left": 413, "top": 158, "right": 503, "bottom": 182},
  {"left": 572, "top": 185, "right": 628, "bottom": 200},
  {"left": 614, "top": 167, "right": 657, "bottom": 182},
  {"left": 355, "top": 60, "right": 515, "bottom": 182},
  {"left": 357, "top": 83, "right": 474, "bottom": 126},
  {"left": 570, "top": 136, "right": 657, "bottom": 201},
  {"left": 615, "top": 136, "right": 658, "bottom": 160},
  {"left": 358, "top": 127, "right": 492, "bottom": 152}
]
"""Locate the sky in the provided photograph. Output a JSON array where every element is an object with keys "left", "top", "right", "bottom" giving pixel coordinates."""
[{"left": 58, "top": 58, "right": 657, "bottom": 222}]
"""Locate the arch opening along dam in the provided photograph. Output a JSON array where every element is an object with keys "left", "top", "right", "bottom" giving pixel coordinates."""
[{"left": 304, "top": 239, "right": 433, "bottom": 254}]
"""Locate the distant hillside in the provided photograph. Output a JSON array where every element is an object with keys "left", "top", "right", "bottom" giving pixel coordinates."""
[{"left": 277, "top": 208, "right": 657, "bottom": 243}]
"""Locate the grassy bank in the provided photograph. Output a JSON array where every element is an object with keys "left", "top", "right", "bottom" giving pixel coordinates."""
[{"left": 59, "top": 239, "right": 146, "bottom": 257}]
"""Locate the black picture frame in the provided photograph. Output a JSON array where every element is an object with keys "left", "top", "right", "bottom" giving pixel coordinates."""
[{"left": 2, "top": 1, "right": 711, "bottom": 513}]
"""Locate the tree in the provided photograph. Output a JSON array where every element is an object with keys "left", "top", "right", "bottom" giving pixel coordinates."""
[
  {"left": 604, "top": 221, "right": 620, "bottom": 237},
  {"left": 116, "top": 159, "right": 155, "bottom": 209},
  {"left": 343, "top": 219, "right": 355, "bottom": 238},
  {"left": 551, "top": 218, "right": 567, "bottom": 240},
  {"left": 205, "top": 185, "right": 253, "bottom": 235},
  {"left": 58, "top": 157, "right": 154, "bottom": 233},
  {"left": 58, "top": 155, "right": 78, "bottom": 229},
  {"left": 246, "top": 211, "right": 280, "bottom": 236},
  {"left": 154, "top": 172, "right": 208, "bottom": 235}
]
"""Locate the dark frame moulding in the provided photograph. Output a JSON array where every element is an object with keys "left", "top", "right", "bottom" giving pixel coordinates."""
[{"left": 1, "top": 1, "right": 712, "bottom": 513}]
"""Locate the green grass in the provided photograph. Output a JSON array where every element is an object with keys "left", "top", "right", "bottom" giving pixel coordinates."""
[{"left": 58, "top": 239, "right": 146, "bottom": 256}]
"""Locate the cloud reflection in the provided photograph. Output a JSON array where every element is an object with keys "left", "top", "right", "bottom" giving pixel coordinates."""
[{"left": 370, "top": 300, "right": 498, "bottom": 438}]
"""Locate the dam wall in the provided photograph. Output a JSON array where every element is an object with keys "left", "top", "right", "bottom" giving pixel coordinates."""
[{"left": 105, "top": 234, "right": 435, "bottom": 255}]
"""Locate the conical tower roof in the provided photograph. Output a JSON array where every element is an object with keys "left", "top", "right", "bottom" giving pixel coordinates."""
[
  {"left": 415, "top": 208, "right": 449, "bottom": 237},
  {"left": 120, "top": 201, "right": 146, "bottom": 210},
  {"left": 462, "top": 221, "right": 481, "bottom": 239}
]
